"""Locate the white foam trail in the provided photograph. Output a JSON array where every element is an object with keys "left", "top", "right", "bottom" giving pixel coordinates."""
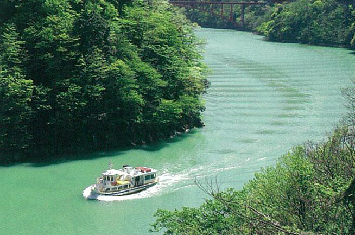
[
  {"left": 82, "top": 164, "right": 243, "bottom": 201},
  {"left": 171, "top": 184, "right": 195, "bottom": 192},
  {"left": 213, "top": 165, "right": 240, "bottom": 173},
  {"left": 188, "top": 162, "right": 240, "bottom": 177},
  {"left": 82, "top": 171, "right": 190, "bottom": 201}
]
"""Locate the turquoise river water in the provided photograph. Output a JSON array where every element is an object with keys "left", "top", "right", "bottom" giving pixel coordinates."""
[{"left": 1, "top": 28, "right": 355, "bottom": 235}]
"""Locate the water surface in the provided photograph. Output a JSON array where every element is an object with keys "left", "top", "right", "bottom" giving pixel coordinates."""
[{"left": 1, "top": 28, "right": 354, "bottom": 235}]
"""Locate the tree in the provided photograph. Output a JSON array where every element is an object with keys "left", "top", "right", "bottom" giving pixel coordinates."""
[
  {"left": 152, "top": 128, "right": 355, "bottom": 235},
  {"left": 0, "top": 0, "right": 208, "bottom": 161},
  {"left": 342, "top": 80, "right": 355, "bottom": 127},
  {"left": 258, "top": 0, "right": 355, "bottom": 46},
  {"left": 0, "top": 23, "right": 34, "bottom": 160}
]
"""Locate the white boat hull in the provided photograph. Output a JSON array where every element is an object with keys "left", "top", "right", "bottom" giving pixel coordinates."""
[
  {"left": 83, "top": 164, "right": 159, "bottom": 200},
  {"left": 85, "top": 181, "right": 158, "bottom": 200}
]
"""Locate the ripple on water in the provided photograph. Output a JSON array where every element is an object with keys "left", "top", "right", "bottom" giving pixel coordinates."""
[{"left": 3, "top": 28, "right": 355, "bottom": 235}]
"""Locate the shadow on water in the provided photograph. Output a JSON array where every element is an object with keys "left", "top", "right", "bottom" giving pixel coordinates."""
[
  {"left": 0, "top": 150, "right": 124, "bottom": 168},
  {"left": 0, "top": 129, "right": 198, "bottom": 168},
  {"left": 348, "top": 50, "right": 355, "bottom": 56},
  {"left": 137, "top": 129, "right": 198, "bottom": 152}
]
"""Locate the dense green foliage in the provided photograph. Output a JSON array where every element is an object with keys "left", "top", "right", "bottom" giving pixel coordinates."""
[
  {"left": 178, "top": 0, "right": 355, "bottom": 47},
  {"left": 152, "top": 81, "right": 355, "bottom": 234},
  {"left": 181, "top": 8, "right": 230, "bottom": 29},
  {"left": 258, "top": 0, "right": 355, "bottom": 46},
  {"left": 152, "top": 126, "right": 355, "bottom": 234},
  {"left": 0, "top": 0, "right": 208, "bottom": 162}
]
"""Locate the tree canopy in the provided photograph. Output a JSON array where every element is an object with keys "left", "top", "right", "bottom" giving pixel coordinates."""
[
  {"left": 0, "top": 0, "right": 208, "bottom": 162},
  {"left": 258, "top": 0, "right": 355, "bottom": 46},
  {"left": 152, "top": 80, "right": 355, "bottom": 234},
  {"left": 177, "top": 0, "right": 355, "bottom": 47},
  {"left": 152, "top": 126, "right": 355, "bottom": 235}
]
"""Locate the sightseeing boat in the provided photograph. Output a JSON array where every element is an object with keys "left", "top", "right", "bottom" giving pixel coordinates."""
[{"left": 84, "top": 164, "right": 158, "bottom": 199}]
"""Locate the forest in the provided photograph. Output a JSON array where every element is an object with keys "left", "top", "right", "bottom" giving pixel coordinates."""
[
  {"left": 2, "top": 0, "right": 355, "bottom": 233},
  {"left": 0, "top": 0, "right": 208, "bottom": 162},
  {"left": 182, "top": 0, "right": 355, "bottom": 47},
  {"left": 257, "top": 0, "right": 355, "bottom": 46}
]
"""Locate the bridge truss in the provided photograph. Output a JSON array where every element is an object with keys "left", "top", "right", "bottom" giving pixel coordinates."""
[{"left": 169, "top": 1, "right": 267, "bottom": 27}]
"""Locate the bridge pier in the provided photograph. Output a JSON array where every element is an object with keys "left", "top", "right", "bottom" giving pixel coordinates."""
[
  {"left": 240, "top": 4, "right": 245, "bottom": 27},
  {"left": 228, "top": 4, "right": 233, "bottom": 22},
  {"left": 169, "top": 1, "right": 266, "bottom": 28}
]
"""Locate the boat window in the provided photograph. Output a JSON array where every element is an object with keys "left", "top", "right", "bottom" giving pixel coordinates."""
[
  {"left": 136, "top": 176, "right": 140, "bottom": 181},
  {"left": 151, "top": 174, "right": 156, "bottom": 179},
  {"left": 106, "top": 188, "right": 110, "bottom": 192},
  {"left": 145, "top": 175, "right": 151, "bottom": 180}
]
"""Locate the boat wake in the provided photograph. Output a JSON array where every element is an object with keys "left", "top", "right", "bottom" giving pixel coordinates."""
[
  {"left": 82, "top": 163, "right": 242, "bottom": 201},
  {"left": 82, "top": 171, "right": 190, "bottom": 201}
]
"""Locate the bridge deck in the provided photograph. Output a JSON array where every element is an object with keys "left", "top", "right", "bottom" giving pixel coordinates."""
[
  {"left": 169, "top": 1, "right": 267, "bottom": 28},
  {"left": 169, "top": 1, "right": 266, "bottom": 5}
]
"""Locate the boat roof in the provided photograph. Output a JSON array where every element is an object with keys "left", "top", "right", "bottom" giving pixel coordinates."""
[
  {"left": 101, "top": 167, "right": 157, "bottom": 176},
  {"left": 102, "top": 169, "right": 123, "bottom": 176}
]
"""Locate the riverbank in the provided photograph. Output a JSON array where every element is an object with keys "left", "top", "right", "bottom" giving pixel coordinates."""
[
  {"left": 256, "top": 0, "right": 355, "bottom": 48},
  {"left": 1, "top": 27, "right": 354, "bottom": 235},
  {"left": 0, "top": 0, "right": 208, "bottom": 164},
  {"left": 152, "top": 20, "right": 355, "bottom": 233},
  {"left": 182, "top": 0, "right": 355, "bottom": 48},
  {"left": 153, "top": 125, "right": 355, "bottom": 234}
]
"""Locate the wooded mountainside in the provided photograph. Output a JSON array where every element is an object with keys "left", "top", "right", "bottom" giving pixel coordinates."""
[
  {"left": 182, "top": 0, "right": 355, "bottom": 47},
  {"left": 0, "top": 0, "right": 208, "bottom": 162},
  {"left": 257, "top": 0, "right": 355, "bottom": 47}
]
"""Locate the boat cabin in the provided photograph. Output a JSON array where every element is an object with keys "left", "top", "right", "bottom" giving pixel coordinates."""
[{"left": 96, "top": 165, "right": 157, "bottom": 194}]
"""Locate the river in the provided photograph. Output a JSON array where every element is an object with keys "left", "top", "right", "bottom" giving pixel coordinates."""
[{"left": 1, "top": 28, "right": 354, "bottom": 235}]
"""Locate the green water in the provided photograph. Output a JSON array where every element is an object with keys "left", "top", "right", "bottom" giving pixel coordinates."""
[{"left": 1, "top": 28, "right": 355, "bottom": 235}]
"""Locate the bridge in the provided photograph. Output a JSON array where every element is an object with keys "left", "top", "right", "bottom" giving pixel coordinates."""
[{"left": 169, "top": 1, "right": 267, "bottom": 28}]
